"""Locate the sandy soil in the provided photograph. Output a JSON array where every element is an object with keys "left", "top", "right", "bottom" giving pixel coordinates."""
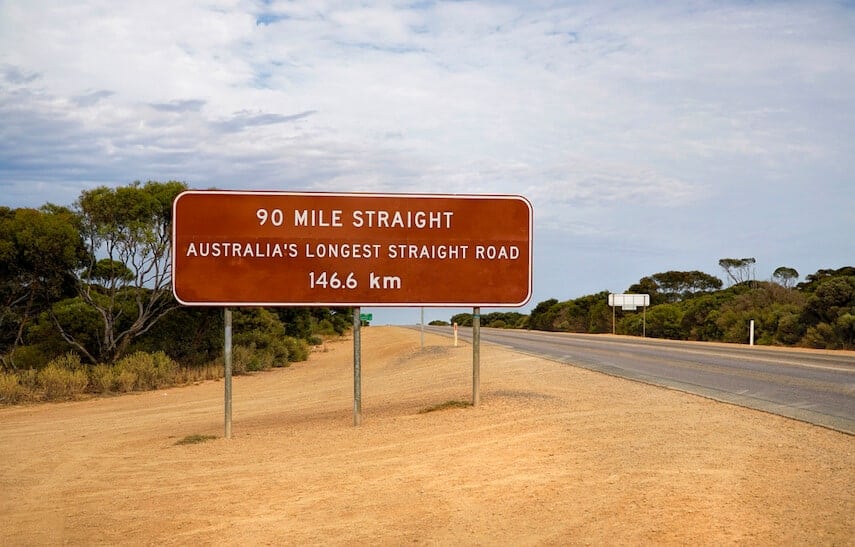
[{"left": 1, "top": 327, "right": 852, "bottom": 545}]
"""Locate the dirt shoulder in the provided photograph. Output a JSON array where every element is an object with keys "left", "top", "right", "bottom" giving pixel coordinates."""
[{"left": 1, "top": 327, "right": 852, "bottom": 545}]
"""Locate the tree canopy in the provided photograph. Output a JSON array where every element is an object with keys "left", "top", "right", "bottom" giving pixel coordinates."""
[
  {"left": 0, "top": 206, "right": 86, "bottom": 367},
  {"left": 1, "top": 181, "right": 358, "bottom": 372},
  {"left": 627, "top": 270, "right": 722, "bottom": 304},
  {"left": 772, "top": 267, "right": 799, "bottom": 288},
  {"left": 499, "top": 265, "right": 853, "bottom": 350},
  {"left": 61, "top": 181, "right": 188, "bottom": 363},
  {"left": 3, "top": 182, "right": 853, "bottom": 375},
  {"left": 718, "top": 257, "right": 756, "bottom": 286}
]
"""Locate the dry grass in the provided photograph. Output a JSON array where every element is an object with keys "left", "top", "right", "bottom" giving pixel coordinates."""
[
  {"left": 418, "top": 399, "right": 473, "bottom": 413},
  {"left": 0, "top": 353, "right": 225, "bottom": 405},
  {"left": 174, "top": 434, "right": 218, "bottom": 446}
]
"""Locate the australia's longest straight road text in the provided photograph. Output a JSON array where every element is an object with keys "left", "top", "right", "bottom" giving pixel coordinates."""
[{"left": 172, "top": 191, "right": 533, "bottom": 306}]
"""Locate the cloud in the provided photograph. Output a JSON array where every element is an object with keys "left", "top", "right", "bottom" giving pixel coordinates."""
[
  {"left": 72, "top": 90, "right": 115, "bottom": 107},
  {"left": 1, "top": 64, "right": 40, "bottom": 85},
  {"left": 0, "top": 0, "right": 852, "bottom": 302},
  {"left": 211, "top": 109, "right": 317, "bottom": 133},
  {"left": 255, "top": 13, "right": 289, "bottom": 26},
  {"left": 148, "top": 99, "right": 205, "bottom": 113}
]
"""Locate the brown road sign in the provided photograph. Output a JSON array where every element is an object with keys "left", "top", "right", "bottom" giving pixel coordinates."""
[{"left": 172, "top": 191, "right": 532, "bottom": 306}]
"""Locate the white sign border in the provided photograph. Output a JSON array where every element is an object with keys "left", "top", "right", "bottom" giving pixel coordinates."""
[{"left": 172, "top": 190, "right": 534, "bottom": 308}]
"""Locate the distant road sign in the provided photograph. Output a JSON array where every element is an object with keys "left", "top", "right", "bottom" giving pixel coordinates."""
[
  {"left": 608, "top": 293, "right": 650, "bottom": 308},
  {"left": 360, "top": 313, "right": 373, "bottom": 321},
  {"left": 172, "top": 191, "right": 532, "bottom": 307}
]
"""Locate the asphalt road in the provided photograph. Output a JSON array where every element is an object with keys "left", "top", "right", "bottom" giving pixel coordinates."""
[{"left": 416, "top": 325, "right": 855, "bottom": 434}]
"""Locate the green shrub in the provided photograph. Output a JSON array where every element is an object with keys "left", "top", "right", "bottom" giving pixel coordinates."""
[
  {"left": 113, "top": 369, "right": 137, "bottom": 393},
  {"left": 316, "top": 319, "right": 337, "bottom": 336},
  {"left": 38, "top": 361, "right": 88, "bottom": 400},
  {"left": 177, "top": 363, "right": 223, "bottom": 384},
  {"left": 151, "top": 351, "right": 179, "bottom": 385},
  {"left": 801, "top": 323, "right": 836, "bottom": 349},
  {"left": 51, "top": 352, "right": 84, "bottom": 371},
  {"left": 249, "top": 347, "right": 276, "bottom": 372},
  {"left": 230, "top": 345, "right": 256, "bottom": 374},
  {"left": 0, "top": 373, "right": 34, "bottom": 404},
  {"left": 18, "top": 368, "right": 38, "bottom": 391},
  {"left": 229, "top": 346, "right": 246, "bottom": 375},
  {"left": 232, "top": 309, "right": 290, "bottom": 365},
  {"left": 775, "top": 313, "right": 804, "bottom": 345},
  {"left": 834, "top": 313, "right": 855, "bottom": 349},
  {"left": 308, "top": 335, "right": 324, "bottom": 346},
  {"left": 89, "top": 364, "right": 116, "bottom": 394},
  {"left": 115, "top": 351, "right": 178, "bottom": 390},
  {"left": 645, "top": 304, "right": 686, "bottom": 339},
  {"left": 115, "top": 353, "right": 152, "bottom": 390},
  {"left": 133, "top": 307, "right": 223, "bottom": 366},
  {"left": 283, "top": 336, "right": 308, "bottom": 363},
  {"left": 8, "top": 345, "right": 51, "bottom": 370},
  {"left": 716, "top": 309, "right": 752, "bottom": 344}
]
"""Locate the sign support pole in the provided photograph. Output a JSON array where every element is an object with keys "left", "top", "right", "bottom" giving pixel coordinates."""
[
  {"left": 643, "top": 305, "right": 646, "bottom": 338},
  {"left": 353, "top": 307, "right": 362, "bottom": 426},
  {"left": 612, "top": 303, "right": 616, "bottom": 334},
  {"left": 472, "top": 307, "right": 481, "bottom": 407},
  {"left": 224, "top": 308, "right": 233, "bottom": 439}
]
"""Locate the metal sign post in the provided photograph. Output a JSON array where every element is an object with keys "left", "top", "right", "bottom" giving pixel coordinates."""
[
  {"left": 472, "top": 307, "right": 481, "bottom": 407},
  {"left": 224, "top": 308, "right": 233, "bottom": 439},
  {"left": 353, "top": 307, "right": 362, "bottom": 426},
  {"left": 608, "top": 293, "right": 650, "bottom": 337},
  {"left": 172, "top": 191, "right": 533, "bottom": 427}
]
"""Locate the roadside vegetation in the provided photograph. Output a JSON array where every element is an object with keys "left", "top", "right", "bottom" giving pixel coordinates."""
[
  {"left": 449, "top": 265, "right": 854, "bottom": 350},
  {"left": 2, "top": 181, "right": 851, "bottom": 405},
  {"left": 1, "top": 181, "right": 352, "bottom": 405}
]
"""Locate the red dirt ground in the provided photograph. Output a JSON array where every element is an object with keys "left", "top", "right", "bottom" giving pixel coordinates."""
[{"left": 1, "top": 327, "right": 852, "bottom": 545}]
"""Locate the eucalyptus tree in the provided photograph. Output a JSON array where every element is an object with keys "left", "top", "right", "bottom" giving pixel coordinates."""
[
  {"left": 56, "top": 181, "right": 187, "bottom": 363},
  {"left": 718, "top": 257, "right": 756, "bottom": 286},
  {"left": 772, "top": 266, "right": 799, "bottom": 288},
  {"left": 0, "top": 205, "right": 86, "bottom": 368},
  {"left": 629, "top": 271, "right": 722, "bottom": 304}
]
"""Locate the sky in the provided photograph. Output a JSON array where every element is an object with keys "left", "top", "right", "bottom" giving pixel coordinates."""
[{"left": 1, "top": 0, "right": 853, "bottom": 325}]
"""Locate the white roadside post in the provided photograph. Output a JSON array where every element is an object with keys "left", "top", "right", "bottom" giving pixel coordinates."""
[{"left": 749, "top": 320, "right": 755, "bottom": 346}]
